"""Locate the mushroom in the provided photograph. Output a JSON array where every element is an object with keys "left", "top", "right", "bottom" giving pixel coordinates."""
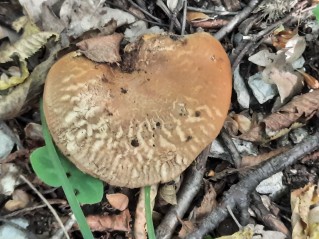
[{"left": 43, "top": 32, "right": 232, "bottom": 188}]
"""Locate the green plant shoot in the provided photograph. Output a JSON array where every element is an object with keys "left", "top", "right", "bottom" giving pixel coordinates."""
[{"left": 30, "top": 99, "right": 103, "bottom": 239}]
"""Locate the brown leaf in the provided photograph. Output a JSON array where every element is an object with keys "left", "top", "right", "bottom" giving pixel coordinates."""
[
  {"left": 86, "top": 209, "right": 131, "bottom": 232},
  {"left": 186, "top": 11, "right": 210, "bottom": 22},
  {"left": 76, "top": 33, "right": 123, "bottom": 63},
  {"left": 271, "top": 29, "right": 297, "bottom": 49},
  {"left": 240, "top": 90, "right": 319, "bottom": 142},
  {"left": 241, "top": 147, "right": 289, "bottom": 167},
  {"left": 298, "top": 70, "right": 319, "bottom": 89},
  {"left": 192, "top": 182, "right": 217, "bottom": 221},
  {"left": 178, "top": 221, "right": 196, "bottom": 238},
  {"left": 106, "top": 193, "right": 129, "bottom": 211}
]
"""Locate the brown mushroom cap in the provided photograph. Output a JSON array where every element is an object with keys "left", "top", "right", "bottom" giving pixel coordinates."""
[{"left": 43, "top": 32, "right": 232, "bottom": 188}]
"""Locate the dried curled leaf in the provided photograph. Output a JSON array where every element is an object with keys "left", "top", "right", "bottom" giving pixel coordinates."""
[
  {"left": 291, "top": 184, "right": 319, "bottom": 239},
  {"left": 0, "top": 31, "right": 59, "bottom": 63},
  {"left": 76, "top": 33, "right": 123, "bottom": 63},
  {"left": 106, "top": 193, "right": 129, "bottom": 211},
  {"left": 298, "top": 70, "right": 319, "bottom": 89},
  {"left": 86, "top": 209, "right": 131, "bottom": 232},
  {"left": 239, "top": 90, "right": 319, "bottom": 143},
  {"left": 0, "top": 59, "right": 29, "bottom": 90}
]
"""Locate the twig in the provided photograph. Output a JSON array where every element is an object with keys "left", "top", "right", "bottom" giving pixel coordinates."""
[
  {"left": 220, "top": 129, "right": 241, "bottom": 168},
  {"left": 3, "top": 199, "right": 66, "bottom": 218},
  {"left": 181, "top": 0, "right": 187, "bottom": 36},
  {"left": 250, "top": 192, "right": 290, "bottom": 238},
  {"left": 187, "top": 6, "right": 238, "bottom": 15},
  {"left": 51, "top": 214, "right": 76, "bottom": 239},
  {"left": 105, "top": 0, "right": 169, "bottom": 27},
  {"left": 19, "top": 175, "right": 70, "bottom": 239},
  {"left": 231, "top": 13, "right": 293, "bottom": 71},
  {"left": 186, "top": 131, "right": 319, "bottom": 238},
  {"left": 127, "top": 0, "right": 163, "bottom": 23},
  {"left": 156, "top": 0, "right": 181, "bottom": 31},
  {"left": 156, "top": 145, "right": 210, "bottom": 239},
  {"left": 214, "top": 0, "right": 261, "bottom": 40}
]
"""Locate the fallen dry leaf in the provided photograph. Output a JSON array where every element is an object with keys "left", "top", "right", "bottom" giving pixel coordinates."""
[
  {"left": 272, "top": 28, "right": 297, "bottom": 49},
  {"left": 284, "top": 34, "right": 306, "bottom": 63},
  {"left": 86, "top": 209, "right": 131, "bottom": 232},
  {"left": 291, "top": 184, "right": 319, "bottom": 239},
  {"left": 76, "top": 33, "right": 123, "bottom": 63},
  {"left": 192, "top": 182, "right": 217, "bottom": 221},
  {"left": 186, "top": 11, "right": 210, "bottom": 22},
  {"left": 233, "top": 114, "right": 252, "bottom": 134},
  {"left": 4, "top": 189, "right": 30, "bottom": 211},
  {"left": 297, "top": 70, "right": 319, "bottom": 89},
  {"left": 248, "top": 49, "right": 276, "bottom": 67},
  {"left": 241, "top": 147, "right": 289, "bottom": 167},
  {"left": 262, "top": 54, "right": 304, "bottom": 104},
  {"left": 178, "top": 220, "right": 196, "bottom": 238},
  {"left": 159, "top": 183, "right": 177, "bottom": 205},
  {"left": 239, "top": 90, "right": 319, "bottom": 143},
  {"left": 106, "top": 193, "right": 129, "bottom": 211}
]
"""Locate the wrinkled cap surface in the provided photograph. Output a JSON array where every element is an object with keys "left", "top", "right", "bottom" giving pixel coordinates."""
[{"left": 43, "top": 32, "right": 232, "bottom": 188}]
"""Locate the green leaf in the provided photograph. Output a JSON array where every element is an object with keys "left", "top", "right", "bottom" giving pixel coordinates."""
[
  {"left": 58, "top": 151, "right": 104, "bottom": 204},
  {"left": 30, "top": 146, "right": 104, "bottom": 204},
  {"left": 313, "top": 4, "right": 319, "bottom": 22},
  {"left": 30, "top": 146, "right": 61, "bottom": 187}
]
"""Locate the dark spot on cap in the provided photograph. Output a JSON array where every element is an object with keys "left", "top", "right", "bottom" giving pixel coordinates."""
[
  {"left": 153, "top": 144, "right": 155, "bottom": 147},
  {"left": 131, "top": 138, "right": 139, "bottom": 147},
  {"left": 195, "top": 111, "right": 201, "bottom": 117},
  {"left": 186, "top": 136, "right": 192, "bottom": 142},
  {"left": 120, "top": 87, "right": 128, "bottom": 94},
  {"left": 156, "top": 122, "right": 161, "bottom": 127}
]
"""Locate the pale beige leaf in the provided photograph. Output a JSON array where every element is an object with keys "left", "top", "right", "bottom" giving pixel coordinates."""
[
  {"left": 291, "top": 184, "right": 317, "bottom": 239},
  {"left": 285, "top": 35, "right": 306, "bottom": 63},
  {"left": 159, "top": 184, "right": 177, "bottom": 205},
  {"left": 248, "top": 49, "right": 276, "bottom": 67},
  {"left": 76, "top": 33, "right": 123, "bottom": 63},
  {"left": 4, "top": 189, "right": 30, "bottom": 211},
  {"left": 0, "top": 31, "right": 59, "bottom": 63},
  {"left": 233, "top": 114, "right": 251, "bottom": 134},
  {"left": 262, "top": 54, "right": 304, "bottom": 103},
  {"left": 106, "top": 193, "right": 129, "bottom": 211}
]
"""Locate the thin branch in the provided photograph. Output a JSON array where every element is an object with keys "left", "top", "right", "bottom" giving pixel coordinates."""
[
  {"left": 127, "top": 0, "right": 163, "bottom": 23},
  {"left": 214, "top": 0, "right": 261, "bottom": 40},
  {"left": 187, "top": 6, "right": 238, "bottom": 15},
  {"left": 19, "top": 175, "right": 70, "bottom": 239}
]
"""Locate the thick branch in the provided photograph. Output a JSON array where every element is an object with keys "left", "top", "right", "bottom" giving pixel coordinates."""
[{"left": 186, "top": 131, "right": 319, "bottom": 238}]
